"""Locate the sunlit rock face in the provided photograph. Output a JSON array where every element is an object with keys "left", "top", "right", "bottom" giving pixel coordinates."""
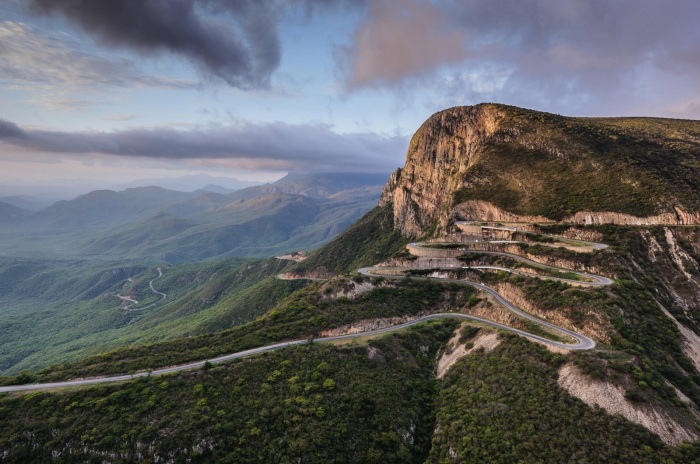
[{"left": 381, "top": 103, "right": 700, "bottom": 237}]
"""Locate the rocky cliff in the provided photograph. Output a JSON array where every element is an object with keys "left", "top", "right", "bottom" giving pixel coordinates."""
[{"left": 381, "top": 104, "right": 700, "bottom": 236}]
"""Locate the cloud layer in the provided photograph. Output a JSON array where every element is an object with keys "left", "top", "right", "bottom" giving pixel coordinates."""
[
  {"left": 25, "top": 0, "right": 361, "bottom": 89},
  {"left": 336, "top": 0, "right": 467, "bottom": 89},
  {"left": 336, "top": 0, "right": 700, "bottom": 116},
  {"left": 0, "top": 22, "right": 193, "bottom": 90},
  {"left": 21, "top": 0, "right": 700, "bottom": 117},
  {"left": 0, "top": 119, "right": 407, "bottom": 172}
]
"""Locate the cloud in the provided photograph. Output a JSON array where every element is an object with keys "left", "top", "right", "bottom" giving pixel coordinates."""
[
  {"left": 24, "top": 0, "right": 361, "bottom": 89},
  {"left": 0, "top": 21, "right": 194, "bottom": 93},
  {"left": 0, "top": 119, "right": 408, "bottom": 173},
  {"left": 337, "top": 0, "right": 700, "bottom": 117},
  {"left": 0, "top": 119, "right": 24, "bottom": 138},
  {"left": 336, "top": 0, "right": 468, "bottom": 89}
]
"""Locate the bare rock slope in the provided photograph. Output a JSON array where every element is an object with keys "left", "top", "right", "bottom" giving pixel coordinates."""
[{"left": 381, "top": 104, "right": 700, "bottom": 235}]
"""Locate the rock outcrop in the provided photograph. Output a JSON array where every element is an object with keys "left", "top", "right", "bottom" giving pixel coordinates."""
[
  {"left": 381, "top": 104, "right": 700, "bottom": 236},
  {"left": 454, "top": 200, "right": 700, "bottom": 227},
  {"left": 380, "top": 105, "right": 502, "bottom": 236},
  {"left": 558, "top": 364, "right": 699, "bottom": 445}
]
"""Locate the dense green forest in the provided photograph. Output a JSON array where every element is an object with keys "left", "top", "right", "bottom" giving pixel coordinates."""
[
  {"left": 0, "top": 323, "right": 455, "bottom": 463},
  {"left": 4, "top": 278, "right": 474, "bottom": 383},
  {"left": 3, "top": 327, "right": 699, "bottom": 463},
  {"left": 428, "top": 335, "right": 700, "bottom": 463}
]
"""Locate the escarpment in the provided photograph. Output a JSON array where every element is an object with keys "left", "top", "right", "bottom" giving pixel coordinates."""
[
  {"left": 380, "top": 105, "right": 503, "bottom": 236},
  {"left": 381, "top": 104, "right": 700, "bottom": 236}
]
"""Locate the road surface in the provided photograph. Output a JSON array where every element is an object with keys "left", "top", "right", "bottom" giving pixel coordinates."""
[
  {"left": 120, "top": 267, "right": 167, "bottom": 312},
  {"left": 0, "top": 229, "right": 606, "bottom": 393}
]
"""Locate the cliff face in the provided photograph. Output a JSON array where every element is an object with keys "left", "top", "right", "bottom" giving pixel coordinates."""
[
  {"left": 380, "top": 105, "right": 503, "bottom": 236},
  {"left": 381, "top": 104, "right": 700, "bottom": 236}
]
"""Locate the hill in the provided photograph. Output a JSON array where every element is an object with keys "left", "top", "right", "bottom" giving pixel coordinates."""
[
  {"left": 220, "top": 172, "right": 389, "bottom": 201},
  {"left": 0, "top": 257, "right": 308, "bottom": 374},
  {"left": 381, "top": 104, "right": 700, "bottom": 235},
  {"left": 33, "top": 187, "right": 195, "bottom": 231},
  {"left": 0, "top": 202, "right": 29, "bottom": 224},
  {"left": 1, "top": 105, "right": 700, "bottom": 462},
  {"left": 0, "top": 172, "right": 385, "bottom": 261}
]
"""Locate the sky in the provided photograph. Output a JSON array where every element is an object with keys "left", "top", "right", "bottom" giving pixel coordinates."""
[{"left": 2, "top": 0, "right": 700, "bottom": 196}]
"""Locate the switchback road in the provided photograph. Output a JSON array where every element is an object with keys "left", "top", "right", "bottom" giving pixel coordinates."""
[{"left": 0, "top": 226, "right": 606, "bottom": 392}]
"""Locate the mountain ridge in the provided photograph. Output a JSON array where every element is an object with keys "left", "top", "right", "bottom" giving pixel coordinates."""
[
  {"left": 2, "top": 106, "right": 700, "bottom": 462},
  {"left": 381, "top": 104, "right": 700, "bottom": 236}
]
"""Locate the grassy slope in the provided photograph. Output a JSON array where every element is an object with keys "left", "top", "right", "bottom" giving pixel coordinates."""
[
  {"left": 2, "top": 328, "right": 698, "bottom": 463},
  {"left": 0, "top": 258, "right": 305, "bottom": 374},
  {"left": 0, "top": 196, "right": 390, "bottom": 375},
  {"left": 294, "top": 203, "right": 409, "bottom": 275},
  {"left": 10, "top": 278, "right": 473, "bottom": 382},
  {"left": 453, "top": 105, "right": 700, "bottom": 219}
]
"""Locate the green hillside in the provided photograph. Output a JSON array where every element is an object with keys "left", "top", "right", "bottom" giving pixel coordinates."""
[
  {"left": 453, "top": 105, "right": 700, "bottom": 219},
  {"left": 1, "top": 107, "right": 700, "bottom": 461},
  {"left": 84, "top": 192, "right": 378, "bottom": 263},
  {"left": 2, "top": 327, "right": 699, "bottom": 463},
  {"left": 293, "top": 203, "right": 408, "bottom": 276},
  {"left": 0, "top": 258, "right": 305, "bottom": 374}
]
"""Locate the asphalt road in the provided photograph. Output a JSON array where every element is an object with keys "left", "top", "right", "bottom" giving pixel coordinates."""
[
  {"left": 406, "top": 244, "right": 613, "bottom": 286},
  {"left": 357, "top": 268, "right": 596, "bottom": 350},
  {"left": 0, "top": 231, "right": 605, "bottom": 393},
  {"left": 0, "top": 307, "right": 592, "bottom": 393},
  {"left": 453, "top": 221, "right": 608, "bottom": 250}
]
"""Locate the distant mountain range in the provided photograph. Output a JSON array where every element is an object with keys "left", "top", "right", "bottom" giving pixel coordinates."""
[
  {"left": 0, "top": 172, "right": 388, "bottom": 262},
  {"left": 113, "top": 174, "right": 264, "bottom": 192},
  {"left": 0, "top": 173, "right": 266, "bottom": 201},
  {"left": 2, "top": 106, "right": 700, "bottom": 463}
]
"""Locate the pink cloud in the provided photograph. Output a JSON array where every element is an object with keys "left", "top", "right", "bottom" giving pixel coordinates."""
[{"left": 337, "top": 0, "right": 468, "bottom": 89}]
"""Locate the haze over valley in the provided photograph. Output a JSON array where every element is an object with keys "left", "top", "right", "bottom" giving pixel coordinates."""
[{"left": 2, "top": 1, "right": 700, "bottom": 463}]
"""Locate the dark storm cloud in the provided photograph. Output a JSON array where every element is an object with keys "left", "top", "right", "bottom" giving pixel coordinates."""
[
  {"left": 0, "top": 120, "right": 24, "bottom": 138},
  {"left": 25, "top": 0, "right": 362, "bottom": 89},
  {"left": 26, "top": 0, "right": 280, "bottom": 88},
  {"left": 0, "top": 119, "right": 407, "bottom": 172}
]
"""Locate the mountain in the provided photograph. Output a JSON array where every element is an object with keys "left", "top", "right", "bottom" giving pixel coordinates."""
[
  {"left": 114, "top": 174, "right": 263, "bottom": 192},
  {"left": 0, "top": 173, "right": 385, "bottom": 261},
  {"left": 2, "top": 106, "right": 700, "bottom": 462},
  {"left": 226, "top": 172, "right": 389, "bottom": 201},
  {"left": 0, "top": 195, "right": 54, "bottom": 211},
  {"left": 84, "top": 191, "right": 379, "bottom": 263},
  {"left": 381, "top": 104, "right": 700, "bottom": 235},
  {"left": 0, "top": 202, "right": 29, "bottom": 223},
  {"left": 30, "top": 186, "right": 196, "bottom": 231}
]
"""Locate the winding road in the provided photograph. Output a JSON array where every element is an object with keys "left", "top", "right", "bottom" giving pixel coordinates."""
[
  {"left": 0, "top": 224, "right": 609, "bottom": 392},
  {"left": 118, "top": 267, "right": 167, "bottom": 312}
]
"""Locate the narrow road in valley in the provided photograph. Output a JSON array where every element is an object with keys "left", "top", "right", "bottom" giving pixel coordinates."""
[
  {"left": 0, "top": 225, "right": 607, "bottom": 392},
  {"left": 119, "top": 267, "right": 167, "bottom": 312}
]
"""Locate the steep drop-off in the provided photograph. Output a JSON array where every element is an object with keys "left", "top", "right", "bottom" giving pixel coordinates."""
[{"left": 381, "top": 104, "right": 700, "bottom": 235}]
